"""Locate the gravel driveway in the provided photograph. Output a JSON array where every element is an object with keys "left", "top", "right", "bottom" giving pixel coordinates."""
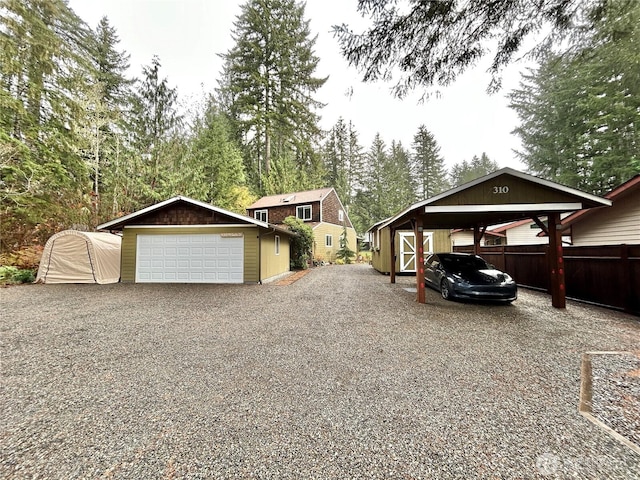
[{"left": 2, "top": 264, "right": 639, "bottom": 479}]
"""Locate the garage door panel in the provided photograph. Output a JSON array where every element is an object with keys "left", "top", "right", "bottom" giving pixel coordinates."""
[{"left": 136, "top": 234, "right": 244, "bottom": 283}]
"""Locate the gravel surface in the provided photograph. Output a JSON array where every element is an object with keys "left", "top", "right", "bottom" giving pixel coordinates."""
[
  {"left": 591, "top": 352, "right": 640, "bottom": 447},
  {"left": 1, "top": 264, "right": 639, "bottom": 479}
]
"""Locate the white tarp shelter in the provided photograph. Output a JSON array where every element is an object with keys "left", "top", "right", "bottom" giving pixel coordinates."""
[{"left": 36, "top": 230, "right": 121, "bottom": 284}]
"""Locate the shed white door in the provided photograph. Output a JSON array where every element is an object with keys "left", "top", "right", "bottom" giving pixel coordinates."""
[
  {"left": 136, "top": 234, "right": 244, "bottom": 283},
  {"left": 399, "top": 232, "right": 433, "bottom": 272}
]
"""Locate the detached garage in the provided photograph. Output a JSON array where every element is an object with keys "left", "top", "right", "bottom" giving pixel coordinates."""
[{"left": 97, "top": 196, "right": 294, "bottom": 284}]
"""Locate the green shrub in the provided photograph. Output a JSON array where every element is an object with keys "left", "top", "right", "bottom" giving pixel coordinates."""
[
  {"left": 0, "top": 266, "right": 36, "bottom": 284},
  {"left": 283, "top": 216, "right": 314, "bottom": 269}
]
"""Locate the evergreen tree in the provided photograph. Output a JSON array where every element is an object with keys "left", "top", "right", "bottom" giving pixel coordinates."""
[
  {"left": 186, "top": 99, "right": 253, "bottom": 212},
  {"left": 1, "top": 0, "right": 94, "bottom": 249},
  {"left": 361, "top": 133, "right": 388, "bottom": 224},
  {"left": 129, "top": 56, "right": 183, "bottom": 200},
  {"left": 323, "top": 118, "right": 350, "bottom": 206},
  {"left": 78, "top": 17, "right": 134, "bottom": 222},
  {"left": 450, "top": 153, "right": 499, "bottom": 187},
  {"left": 334, "top": 0, "right": 612, "bottom": 97},
  {"left": 386, "top": 140, "right": 416, "bottom": 213},
  {"left": 510, "top": 0, "right": 640, "bottom": 194},
  {"left": 336, "top": 225, "right": 356, "bottom": 264},
  {"left": 219, "top": 0, "right": 327, "bottom": 193},
  {"left": 411, "top": 125, "right": 449, "bottom": 199}
]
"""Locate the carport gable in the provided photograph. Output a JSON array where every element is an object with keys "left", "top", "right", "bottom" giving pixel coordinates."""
[{"left": 387, "top": 168, "right": 610, "bottom": 230}]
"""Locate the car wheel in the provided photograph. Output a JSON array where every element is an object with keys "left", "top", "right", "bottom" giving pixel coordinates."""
[{"left": 440, "top": 279, "right": 451, "bottom": 300}]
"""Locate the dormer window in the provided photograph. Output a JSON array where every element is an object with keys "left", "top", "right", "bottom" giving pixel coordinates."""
[
  {"left": 296, "top": 205, "right": 312, "bottom": 221},
  {"left": 254, "top": 210, "right": 268, "bottom": 223}
]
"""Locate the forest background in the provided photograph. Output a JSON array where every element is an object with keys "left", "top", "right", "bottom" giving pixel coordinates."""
[{"left": 1, "top": 0, "right": 638, "bottom": 262}]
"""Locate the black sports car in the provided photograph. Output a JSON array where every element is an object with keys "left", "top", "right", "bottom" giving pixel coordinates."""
[{"left": 424, "top": 253, "right": 517, "bottom": 303}]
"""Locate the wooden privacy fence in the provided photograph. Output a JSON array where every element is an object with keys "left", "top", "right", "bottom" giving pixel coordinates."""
[{"left": 453, "top": 244, "right": 640, "bottom": 315}]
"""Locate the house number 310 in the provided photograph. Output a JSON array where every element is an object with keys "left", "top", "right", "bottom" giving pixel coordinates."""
[{"left": 492, "top": 186, "right": 510, "bottom": 194}]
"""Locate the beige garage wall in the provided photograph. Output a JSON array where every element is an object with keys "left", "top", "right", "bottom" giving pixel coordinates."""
[{"left": 120, "top": 226, "right": 261, "bottom": 283}]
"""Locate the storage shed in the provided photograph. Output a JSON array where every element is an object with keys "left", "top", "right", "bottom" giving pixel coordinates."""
[{"left": 36, "top": 230, "right": 122, "bottom": 284}]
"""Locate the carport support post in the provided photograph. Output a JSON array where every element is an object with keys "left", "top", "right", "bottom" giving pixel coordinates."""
[
  {"left": 415, "top": 218, "right": 426, "bottom": 303},
  {"left": 548, "top": 212, "right": 566, "bottom": 308}
]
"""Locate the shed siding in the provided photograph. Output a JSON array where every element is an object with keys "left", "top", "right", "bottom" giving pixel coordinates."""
[
  {"left": 572, "top": 194, "right": 640, "bottom": 246},
  {"left": 312, "top": 223, "right": 357, "bottom": 262},
  {"left": 371, "top": 228, "right": 451, "bottom": 273},
  {"left": 121, "top": 226, "right": 260, "bottom": 283}
]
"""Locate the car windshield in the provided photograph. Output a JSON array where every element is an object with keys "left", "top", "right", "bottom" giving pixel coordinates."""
[{"left": 441, "top": 255, "right": 488, "bottom": 271}]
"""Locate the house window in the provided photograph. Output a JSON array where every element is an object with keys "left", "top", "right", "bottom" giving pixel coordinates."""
[
  {"left": 338, "top": 210, "right": 344, "bottom": 222},
  {"left": 275, "top": 235, "right": 280, "bottom": 255},
  {"left": 296, "top": 205, "right": 312, "bottom": 221},
  {"left": 255, "top": 210, "right": 268, "bottom": 222},
  {"left": 325, "top": 234, "right": 333, "bottom": 247}
]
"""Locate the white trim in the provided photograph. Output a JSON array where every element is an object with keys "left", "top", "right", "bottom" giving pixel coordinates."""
[
  {"left": 296, "top": 204, "right": 312, "bottom": 221},
  {"left": 254, "top": 209, "right": 268, "bottom": 223},
  {"left": 123, "top": 224, "right": 257, "bottom": 229},
  {"left": 424, "top": 203, "right": 583, "bottom": 213},
  {"left": 325, "top": 234, "right": 333, "bottom": 247}
]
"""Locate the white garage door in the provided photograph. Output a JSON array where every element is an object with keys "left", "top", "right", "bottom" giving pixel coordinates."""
[{"left": 136, "top": 234, "right": 244, "bottom": 283}]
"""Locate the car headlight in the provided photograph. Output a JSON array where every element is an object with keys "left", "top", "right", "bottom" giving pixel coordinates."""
[
  {"left": 451, "top": 274, "right": 469, "bottom": 285},
  {"left": 503, "top": 273, "right": 513, "bottom": 283}
]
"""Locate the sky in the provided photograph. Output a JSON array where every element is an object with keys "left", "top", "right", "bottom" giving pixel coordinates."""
[{"left": 69, "top": 0, "right": 536, "bottom": 171}]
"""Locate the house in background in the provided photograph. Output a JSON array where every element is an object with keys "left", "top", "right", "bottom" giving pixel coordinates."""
[
  {"left": 97, "top": 196, "right": 294, "bottom": 284},
  {"left": 247, "top": 187, "right": 357, "bottom": 263},
  {"left": 557, "top": 174, "right": 640, "bottom": 246},
  {"left": 450, "top": 228, "right": 504, "bottom": 247},
  {"left": 452, "top": 216, "right": 572, "bottom": 247}
]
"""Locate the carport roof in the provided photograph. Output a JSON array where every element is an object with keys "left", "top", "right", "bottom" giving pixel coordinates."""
[
  {"left": 381, "top": 168, "right": 611, "bottom": 230},
  {"left": 96, "top": 196, "right": 294, "bottom": 236}
]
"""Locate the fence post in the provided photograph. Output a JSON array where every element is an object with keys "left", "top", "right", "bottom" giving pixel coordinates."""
[{"left": 621, "top": 244, "right": 632, "bottom": 314}]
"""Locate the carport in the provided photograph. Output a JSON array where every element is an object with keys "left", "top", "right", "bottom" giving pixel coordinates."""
[{"left": 382, "top": 168, "right": 612, "bottom": 308}]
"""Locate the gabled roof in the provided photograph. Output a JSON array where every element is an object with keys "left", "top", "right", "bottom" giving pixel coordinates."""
[
  {"left": 96, "top": 196, "right": 292, "bottom": 235},
  {"left": 248, "top": 187, "right": 335, "bottom": 209},
  {"left": 559, "top": 174, "right": 640, "bottom": 230},
  {"left": 366, "top": 217, "right": 392, "bottom": 234},
  {"left": 382, "top": 168, "right": 612, "bottom": 230}
]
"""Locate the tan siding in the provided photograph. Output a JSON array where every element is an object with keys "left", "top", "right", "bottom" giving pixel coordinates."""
[
  {"left": 451, "top": 230, "right": 476, "bottom": 247},
  {"left": 506, "top": 222, "right": 549, "bottom": 245},
  {"left": 243, "top": 231, "right": 259, "bottom": 283},
  {"left": 372, "top": 227, "right": 451, "bottom": 273},
  {"left": 312, "top": 223, "right": 357, "bottom": 262},
  {"left": 121, "top": 226, "right": 261, "bottom": 283},
  {"left": 572, "top": 195, "right": 640, "bottom": 246},
  {"left": 260, "top": 233, "right": 291, "bottom": 280}
]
